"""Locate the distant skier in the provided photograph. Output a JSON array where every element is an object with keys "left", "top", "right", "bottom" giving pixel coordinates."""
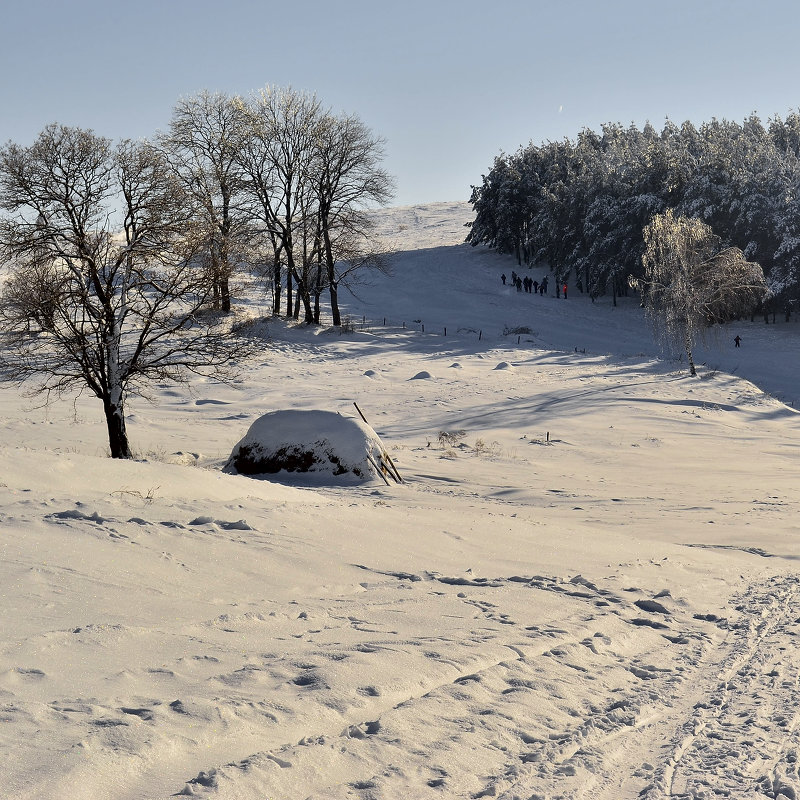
[{"left": 734, "top": 335, "right": 741, "bottom": 347}]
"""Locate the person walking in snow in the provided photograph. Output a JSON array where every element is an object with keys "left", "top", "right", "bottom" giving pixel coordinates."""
[
  {"left": 533, "top": 280, "right": 539, "bottom": 295},
  {"left": 563, "top": 283, "right": 568, "bottom": 299},
  {"left": 734, "top": 335, "right": 741, "bottom": 347},
  {"left": 501, "top": 273, "right": 506, "bottom": 285}
]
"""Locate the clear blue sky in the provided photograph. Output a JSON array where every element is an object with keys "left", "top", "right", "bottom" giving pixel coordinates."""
[{"left": 3, "top": 0, "right": 800, "bottom": 206}]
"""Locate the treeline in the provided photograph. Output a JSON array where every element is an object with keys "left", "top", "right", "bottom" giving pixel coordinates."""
[{"left": 467, "top": 113, "right": 800, "bottom": 310}]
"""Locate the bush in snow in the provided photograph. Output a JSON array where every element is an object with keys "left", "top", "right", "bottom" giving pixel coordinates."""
[{"left": 224, "top": 410, "right": 390, "bottom": 484}]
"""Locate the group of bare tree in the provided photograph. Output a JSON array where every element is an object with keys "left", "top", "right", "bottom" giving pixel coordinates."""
[
  {"left": 160, "top": 87, "right": 395, "bottom": 323},
  {"left": 0, "top": 87, "right": 394, "bottom": 458}
]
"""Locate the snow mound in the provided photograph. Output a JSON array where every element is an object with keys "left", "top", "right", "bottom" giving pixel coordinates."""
[
  {"left": 410, "top": 370, "right": 434, "bottom": 380},
  {"left": 224, "top": 410, "right": 388, "bottom": 484},
  {"left": 493, "top": 361, "right": 514, "bottom": 371}
]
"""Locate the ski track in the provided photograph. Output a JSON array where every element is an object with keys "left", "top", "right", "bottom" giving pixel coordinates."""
[{"left": 146, "top": 572, "right": 800, "bottom": 800}]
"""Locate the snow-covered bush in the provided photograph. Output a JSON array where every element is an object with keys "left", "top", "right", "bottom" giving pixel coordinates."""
[{"left": 224, "top": 410, "right": 390, "bottom": 484}]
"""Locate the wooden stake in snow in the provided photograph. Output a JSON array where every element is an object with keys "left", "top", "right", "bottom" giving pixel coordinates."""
[{"left": 353, "top": 402, "right": 403, "bottom": 483}]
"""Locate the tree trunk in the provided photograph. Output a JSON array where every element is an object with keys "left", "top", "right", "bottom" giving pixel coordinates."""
[
  {"left": 272, "top": 259, "right": 281, "bottom": 315},
  {"left": 220, "top": 275, "right": 231, "bottom": 314},
  {"left": 103, "top": 395, "right": 132, "bottom": 459},
  {"left": 313, "top": 245, "right": 324, "bottom": 324},
  {"left": 321, "top": 216, "right": 341, "bottom": 326},
  {"left": 300, "top": 287, "right": 313, "bottom": 323},
  {"left": 684, "top": 331, "right": 696, "bottom": 377},
  {"left": 286, "top": 269, "right": 293, "bottom": 317},
  {"left": 329, "top": 280, "right": 341, "bottom": 326},
  {"left": 290, "top": 269, "right": 314, "bottom": 323}
]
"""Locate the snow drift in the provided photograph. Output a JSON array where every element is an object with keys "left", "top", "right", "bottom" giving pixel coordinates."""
[{"left": 224, "top": 409, "right": 390, "bottom": 484}]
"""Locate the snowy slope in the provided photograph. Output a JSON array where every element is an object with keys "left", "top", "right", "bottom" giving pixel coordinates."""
[{"left": 2, "top": 201, "right": 800, "bottom": 799}]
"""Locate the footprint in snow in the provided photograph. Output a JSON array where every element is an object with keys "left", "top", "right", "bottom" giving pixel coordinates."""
[
  {"left": 48, "top": 509, "right": 106, "bottom": 525},
  {"left": 7, "top": 667, "right": 46, "bottom": 681},
  {"left": 188, "top": 517, "right": 252, "bottom": 530}
]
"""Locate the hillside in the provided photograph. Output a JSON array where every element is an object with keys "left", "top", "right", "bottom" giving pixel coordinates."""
[{"left": 2, "top": 202, "right": 800, "bottom": 799}]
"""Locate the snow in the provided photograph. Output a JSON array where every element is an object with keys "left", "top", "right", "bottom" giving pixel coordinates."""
[{"left": 2, "top": 200, "right": 800, "bottom": 799}]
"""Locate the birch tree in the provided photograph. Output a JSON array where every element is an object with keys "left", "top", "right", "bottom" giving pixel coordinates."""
[
  {"left": 641, "top": 210, "right": 767, "bottom": 375},
  {"left": 0, "top": 124, "right": 250, "bottom": 458}
]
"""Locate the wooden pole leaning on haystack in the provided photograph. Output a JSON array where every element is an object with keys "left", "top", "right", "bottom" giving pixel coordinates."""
[
  {"left": 366, "top": 453, "right": 391, "bottom": 486},
  {"left": 353, "top": 402, "right": 403, "bottom": 483}
]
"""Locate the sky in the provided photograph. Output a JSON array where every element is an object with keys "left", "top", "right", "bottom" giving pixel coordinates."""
[{"left": 3, "top": 0, "right": 800, "bottom": 206}]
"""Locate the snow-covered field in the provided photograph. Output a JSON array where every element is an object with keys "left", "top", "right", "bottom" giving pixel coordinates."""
[{"left": 3, "top": 201, "right": 800, "bottom": 799}]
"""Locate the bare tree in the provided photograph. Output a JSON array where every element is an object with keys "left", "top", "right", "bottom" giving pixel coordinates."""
[
  {"left": 236, "top": 87, "right": 324, "bottom": 323},
  {"left": 160, "top": 91, "right": 249, "bottom": 313},
  {"left": 0, "top": 124, "right": 251, "bottom": 458},
  {"left": 641, "top": 210, "right": 767, "bottom": 375},
  {"left": 312, "top": 112, "right": 395, "bottom": 325},
  {"left": 235, "top": 91, "right": 394, "bottom": 326}
]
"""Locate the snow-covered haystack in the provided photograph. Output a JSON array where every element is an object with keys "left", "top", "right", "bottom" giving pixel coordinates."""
[{"left": 224, "top": 410, "right": 390, "bottom": 484}]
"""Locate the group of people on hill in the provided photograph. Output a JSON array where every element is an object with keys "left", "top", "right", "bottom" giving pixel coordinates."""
[
  {"left": 500, "top": 271, "right": 744, "bottom": 348},
  {"left": 502, "top": 271, "right": 566, "bottom": 298}
]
